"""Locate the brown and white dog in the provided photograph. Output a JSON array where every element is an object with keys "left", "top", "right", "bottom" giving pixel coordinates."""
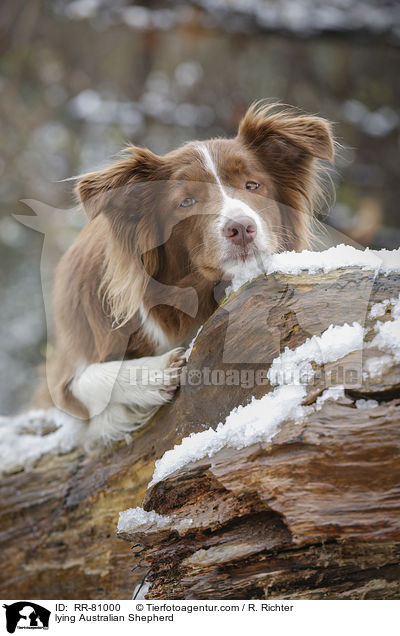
[{"left": 37, "top": 103, "right": 334, "bottom": 444}]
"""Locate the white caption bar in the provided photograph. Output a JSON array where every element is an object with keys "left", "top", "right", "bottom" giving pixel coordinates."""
[{"left": 1, "top": 599, "right": 399, "bottom": 635}]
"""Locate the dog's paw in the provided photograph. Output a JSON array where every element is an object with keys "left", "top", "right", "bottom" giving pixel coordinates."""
[
  {"left": 159, "top": 347, "right": 186, "bottom": 398},
  {"left": 108, "top": 348, "right": 186, "bottom": 411}
]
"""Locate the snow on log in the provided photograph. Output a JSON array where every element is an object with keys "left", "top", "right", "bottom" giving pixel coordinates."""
[{"left": 1, "top": 247, "right": 400, "bottom": 599}]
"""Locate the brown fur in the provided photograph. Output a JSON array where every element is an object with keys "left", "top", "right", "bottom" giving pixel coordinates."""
[{"left": 35, "top": 102, "right": 334, "bottom": 419}]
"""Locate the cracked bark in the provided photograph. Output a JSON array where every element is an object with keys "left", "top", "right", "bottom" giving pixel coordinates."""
[{"left": 1, "top": 268, "right": 399, "bottom": 599}]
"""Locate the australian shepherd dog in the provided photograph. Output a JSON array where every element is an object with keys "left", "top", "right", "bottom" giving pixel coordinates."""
[{"left": 36, "top": 103, "right": 334, "bottom": 445}]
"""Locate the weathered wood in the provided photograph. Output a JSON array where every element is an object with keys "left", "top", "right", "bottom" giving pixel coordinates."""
[
  {"left": 129, "top": 394, "right": 400, "bottom": 599},
  {"left": 1, "top": 268, "right": 399, "bottom": 599}
]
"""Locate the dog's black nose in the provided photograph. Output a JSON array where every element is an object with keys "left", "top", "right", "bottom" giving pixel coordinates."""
[{"left": 223, "top": 216, "right": 257, "bottom": 246}]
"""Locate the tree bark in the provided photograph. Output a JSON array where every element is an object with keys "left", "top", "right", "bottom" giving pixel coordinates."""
[{"left": 1, "top": 267, "right": 399, "bottom": 599}]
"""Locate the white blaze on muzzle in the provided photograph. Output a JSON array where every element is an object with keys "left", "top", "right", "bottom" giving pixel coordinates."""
[{"left": 195, "top": 144, "right": 272, "bottom": 256}]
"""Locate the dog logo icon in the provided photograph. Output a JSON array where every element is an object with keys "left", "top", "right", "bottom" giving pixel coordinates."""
[{"left": 3, "top": 602, "right": 50, "bottom": 634}]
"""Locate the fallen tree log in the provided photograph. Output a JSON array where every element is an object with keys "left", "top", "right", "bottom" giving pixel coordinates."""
[{"left": 1, "top": 265, "right": 399, "bottom": 599}]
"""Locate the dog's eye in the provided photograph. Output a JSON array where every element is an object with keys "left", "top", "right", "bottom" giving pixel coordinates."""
[
  {"left": 245, "top": 181, "right": 260, "bottom": 191},
  {"left": 179, "top": 198, "right": 196, "bottom": 208}
]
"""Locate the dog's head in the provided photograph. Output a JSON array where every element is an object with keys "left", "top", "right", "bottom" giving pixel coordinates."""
[{"left": 77, "top": 102, "right": 334, "bottom": 321}]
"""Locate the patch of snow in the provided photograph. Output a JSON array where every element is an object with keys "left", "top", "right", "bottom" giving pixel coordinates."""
[
  {"left": 269, "top": 245, "right": 385, "bottom": 275},
  {"left": 363, "top": 354, "right": 394, "bottom": 380},
  {"left": 369, "top": 299, "right": 390, "bottom": 319},
  {"left": 117, "top": 507, "right": 173, "bottom": 532},
  {"left": 133, "top": 580, "right": 150, "bottom": 600},
  {"left": 117, "top": 506, "right": 193, "bottom": 534},
  {"left": 184, "top": 325, "right": 204, "bottom": 361},
  {"left": 369, "top": 295, "right": 400, "bottom": 322},
  {"left": 364, "top": 295, "right": 400, "bottom": 379},
  {"left": 391, "top": 294, "right": 400, "bottom": 320},
  {"left": 0, "top": 409, "right": 83, "bottom": 474},
  {"left": 355, "top": 399, "right": 379, "bottom": 409},
  {"left": 370, "top": 319, "right": 400, "bottom": 360},
  {"left": 268, "top": 323, "right": 364, "bottom": 386},
  {"left": 368, "top": 296, "right": 400, "bottom": 362},
  {"left": 150, "top": 321, "right": 365, "bottom": 486},
  {"left": 228, "top": 245, "right": 400, "bottom": 294},
  {"left": 315, "top": 385, "right": 345, "bottom": 410},
  {"left": 150, "top": 384, "right": 306, "bottom": 486}
]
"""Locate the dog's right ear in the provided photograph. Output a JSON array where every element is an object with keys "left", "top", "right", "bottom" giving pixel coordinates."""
[{"left": 76, "top": 147, "right": 166, "bottom": 220}]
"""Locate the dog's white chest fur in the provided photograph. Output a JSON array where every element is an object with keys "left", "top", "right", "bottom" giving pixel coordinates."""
[{"left": 139, "top": 305, "right": 174, "bottom": 354}]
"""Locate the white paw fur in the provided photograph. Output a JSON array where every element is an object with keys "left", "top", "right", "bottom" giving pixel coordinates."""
[{"left": 71, "top": 348, "right": 185, "bottom": 446}]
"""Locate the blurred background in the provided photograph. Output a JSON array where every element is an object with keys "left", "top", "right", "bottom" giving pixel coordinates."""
[{"left": 0, "top": 0, "right": 399, "bottom": 415}]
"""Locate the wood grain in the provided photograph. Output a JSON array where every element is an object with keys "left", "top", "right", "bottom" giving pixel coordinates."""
[{"left": 1, "top": 268, "right": 399, "bottom": 599}]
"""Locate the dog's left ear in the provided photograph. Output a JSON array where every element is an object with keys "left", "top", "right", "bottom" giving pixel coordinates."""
[
  {"left": 237, "top": 103, "right": 334, "bottom": 163},
  {"left": 238, "top": 103, "right": 335, "bottom": 251}
]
